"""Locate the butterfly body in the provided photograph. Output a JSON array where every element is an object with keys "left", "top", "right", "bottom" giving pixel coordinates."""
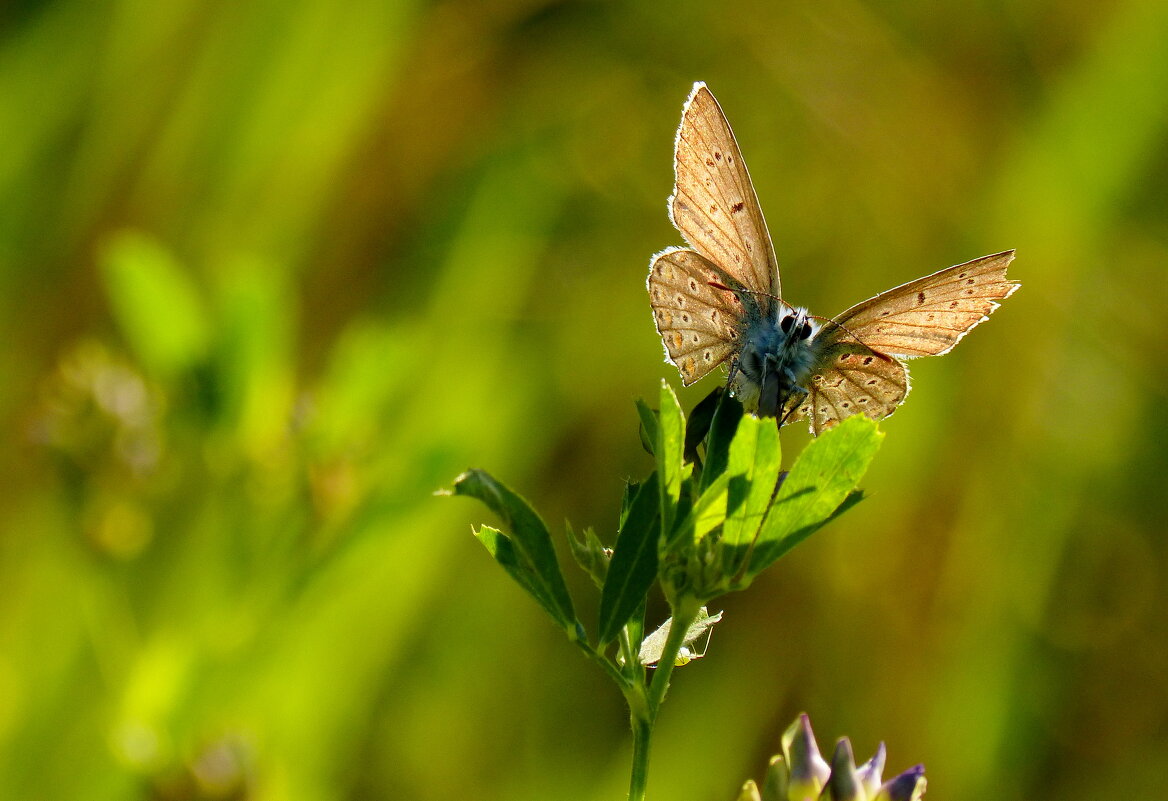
[
  {"left": 734, "top": 308, "right": 820, "bottom": 418},
  {"left": 648, "top": 82, "right": 1018, "bottom": 435}
]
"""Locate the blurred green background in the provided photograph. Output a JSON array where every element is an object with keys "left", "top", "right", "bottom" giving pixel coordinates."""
[{"left": 2, "top": 0, "right": 1166, "bottom": 799}]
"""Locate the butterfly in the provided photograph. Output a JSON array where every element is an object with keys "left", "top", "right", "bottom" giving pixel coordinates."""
[{"left": 647, "top": 82, "right": 1019, "bottom": 435}]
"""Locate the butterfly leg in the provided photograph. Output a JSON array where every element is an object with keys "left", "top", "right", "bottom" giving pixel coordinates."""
[{"left": 726, "top": 356, "right": 741, "bottom": 389}]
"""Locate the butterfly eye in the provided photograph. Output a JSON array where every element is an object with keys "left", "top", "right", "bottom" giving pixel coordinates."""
[
  {"left": 780, "top": 316, "right": 794, "bottom": 334},
  {"left": 799, "top": 323, "right": 813, "bottom": 340}
]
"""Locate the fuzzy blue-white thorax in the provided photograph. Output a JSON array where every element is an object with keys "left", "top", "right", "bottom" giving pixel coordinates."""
[{"left": 731, "top": 307, "right": 822, "bottom": 417}]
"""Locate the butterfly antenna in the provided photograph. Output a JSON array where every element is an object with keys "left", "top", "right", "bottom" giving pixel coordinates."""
[
  {"left": 710, "top": 281, "right": 891, "bottom": 361},
  {"left": 707, "top": 281, "right": 792, "bottom": 312},
  {"left": 808, "top": 314, "right": 894, "bottom": 362}
]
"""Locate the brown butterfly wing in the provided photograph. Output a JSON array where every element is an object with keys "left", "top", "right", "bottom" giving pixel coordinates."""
[
  {"left": 647, "top": 247, "right": 746, "bottom": 385},
  {"left": 669, "top": 82, "right": 779, "bottom": 304},
  {"left": 782, "top": 342, "right": 911, "bottom": 435},
  {"left": 824, "top": 250, "right": 1019, "bottom": 358}
]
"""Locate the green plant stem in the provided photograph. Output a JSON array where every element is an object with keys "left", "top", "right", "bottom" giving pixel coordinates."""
[
  {"left": 623, "top": 596, "right": 701, "bottom": 800},
  {"left": 627, "top": 690, "right": 652, "bottom": 801}
]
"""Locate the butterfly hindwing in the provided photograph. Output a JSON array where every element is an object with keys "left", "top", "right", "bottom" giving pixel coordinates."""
[
  {"left": 784, "top": 342, "right": 910, "bottom": 435},
  {"left": 670, "top": 82, "right": 779, "bottom": 307},
  {"left": 824, "top": 250, "right": 1019, "bottom": 358},
  {"left": 648, "top": 247, "right": 745, "bottom": 385}
]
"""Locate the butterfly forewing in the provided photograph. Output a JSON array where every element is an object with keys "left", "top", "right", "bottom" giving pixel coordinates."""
[
  {"left": 670, "top": 82, "right": 779, "bottom": 304},
  {"left": 825, "top": 250, "right": 1019, "bottom": 358},
  {"left": 784, "top": 342, "right": 910, "bottom": 435},
  {"left": 648, "top": 247, "right": 745, "bottom": 385}
]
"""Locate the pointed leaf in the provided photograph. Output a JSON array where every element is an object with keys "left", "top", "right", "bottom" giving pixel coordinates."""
[
  {"left": 599, "top": 473, "right": 660, "bottom": 644},
  {"left": 566, "top": 522, "right": 610, "bottom": 589},
  {"left": 619, "top": 478, "right": 641, "bottom": 530},
  {"left": 451, "top": 470, "right": 579, "bottom": 635},
  {"left": 684, "top": 386, "right": 723, "bottom": 464},
  {"left": 473, "top": 525, "right": 567, "bottom": 626},
  {"left": 748, "top": 416, "right": 882, "bottom": 576},
  {"left": 636, "top": 399, "right": 659, "bottom": 456},
  {"left": 730, "top": 492, "right": 866, "bottom": 594}
]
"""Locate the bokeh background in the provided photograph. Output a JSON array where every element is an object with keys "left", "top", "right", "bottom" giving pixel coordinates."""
[{"left": 2, "top": 0, "right": 1166, "bottom": 799}]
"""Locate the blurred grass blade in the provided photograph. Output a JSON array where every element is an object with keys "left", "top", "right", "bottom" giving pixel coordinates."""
[
  {"left": 215, "top": 259, "right": 294, "bottom": 450},
  {"left": 98, "top": 230, "right": 209, "bottom": 378},
  {"left": 599, "top": 472, "right": 660, "bottom": 645},
  {"left": 451, "top": 470, "right": 579, "bottom": 636},
  {"left": 747, "top": 416, "right": 882, "bottom": 576}
]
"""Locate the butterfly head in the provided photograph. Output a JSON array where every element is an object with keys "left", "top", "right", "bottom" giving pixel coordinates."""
[{"left": 778, "top": 309, "right": 816, "bottom": 342}]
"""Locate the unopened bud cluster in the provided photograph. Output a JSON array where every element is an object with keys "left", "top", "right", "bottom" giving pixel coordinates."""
[{"left": 737, "top": 715, "right": 925, "bottom": 801}]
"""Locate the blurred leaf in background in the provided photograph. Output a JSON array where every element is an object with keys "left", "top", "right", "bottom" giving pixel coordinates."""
[{"left": 0, "top": 0, "right": 1165, "bottom": 800}]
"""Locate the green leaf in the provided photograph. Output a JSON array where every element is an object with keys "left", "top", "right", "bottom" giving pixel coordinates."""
[
  {"left": 621, "top": 597, "right": 647, "bottom": 680},
  {"left": 99, "top": 230, "right": 209, "bottom": 378},
  {"left": 636, "top": 399, "right": 659, "bottom": 456},
  {"left": 747, "top": 415, "right": 882, "bottom": 577},
  {"left": 721, "top": 414, "right": 782, "bottom": 570},
  {"left": 598, "top": 473, "right": 661, "bottom": 645},
  {"left": 662, "top": 462, "right": 697, "bottom": 552},
  {"left": 619, "top": 478, "right": 641, "bottom": 531},
  {"left": 673, "top": 471, "right": 731, "bottom": 545},
  {"left": 656, "top": 382, "right": 685, "bottom": 537},
  {"left": 566, "top": 522, "right": 610, "bottom": 589},
  {"left": 684, "top": 387, "right": 723, "bottom": 464},
  {"left": 473, "top": 525, "right": 567, "bottom": 624},
  {"left": 700, "top": 391, "right": 744, "bottom": 492},
  {"left": 450, "top": 469, "right": 580, "bottom": 636}
]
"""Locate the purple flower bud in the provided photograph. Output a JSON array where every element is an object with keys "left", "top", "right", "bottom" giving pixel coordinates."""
[
  {"left": 856, "top": 742, "right": 887, "bottom": 796},
  {"left": 876, "top": 764, "right": 926, "bottom": 801},
  {"left": 781, "top": 714, "right": 831, "bottom": 798},
  {"left": 824, "top": 739, "right": 861, "bottom": 800}
]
